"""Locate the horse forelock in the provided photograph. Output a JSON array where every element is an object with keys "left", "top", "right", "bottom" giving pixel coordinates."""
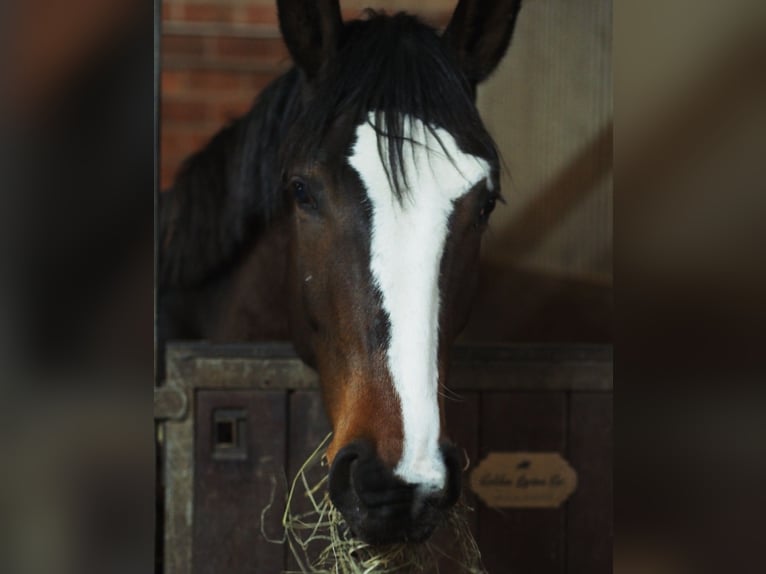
[{"left": 280, "top": 11, "right": 498, "bottom": 198}]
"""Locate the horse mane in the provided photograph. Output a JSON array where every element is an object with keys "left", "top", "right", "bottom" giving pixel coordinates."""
[{"left": 159, "top": 68, "right": 302, "bottom": 288}]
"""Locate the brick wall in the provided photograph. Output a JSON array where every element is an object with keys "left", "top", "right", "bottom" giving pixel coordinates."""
[
  {"left": 161, "top": 1, "right": 284, "bottom": 189},
  {"left": 160, "top": 0, "right": 453, "bottom": 189}
]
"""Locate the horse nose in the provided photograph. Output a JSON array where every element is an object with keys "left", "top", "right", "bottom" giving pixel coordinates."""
[{"left": 328, "top": 440, "right": 463, "bottom": 544}]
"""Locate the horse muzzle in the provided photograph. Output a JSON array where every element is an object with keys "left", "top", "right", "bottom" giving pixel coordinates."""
[{"left": 327, "top": 439, "right": 463, "bottom": 545}]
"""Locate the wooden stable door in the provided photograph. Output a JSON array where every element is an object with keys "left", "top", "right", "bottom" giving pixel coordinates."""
[{"left": 158, "top": 344, "right": 612, "bottom": 573}]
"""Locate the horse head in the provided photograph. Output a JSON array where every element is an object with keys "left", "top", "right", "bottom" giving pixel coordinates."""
[{"left": 276, "top": 0, "right": 522, "bottom": 544}]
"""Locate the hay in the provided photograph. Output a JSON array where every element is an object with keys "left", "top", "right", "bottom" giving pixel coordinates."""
[{"left": 277, "top": 434, "right": 487, "bottom": 574}]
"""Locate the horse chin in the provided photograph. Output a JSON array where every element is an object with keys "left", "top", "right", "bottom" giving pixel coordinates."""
[{"left": 344, "top": 501, "right": 443, "bottom": 545}]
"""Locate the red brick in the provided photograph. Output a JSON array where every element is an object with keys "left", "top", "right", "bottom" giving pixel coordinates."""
[
  {"left": 162, "top": 99, "right": 209, "bottom": 123},
  {"left": 242, "top": 5, "right": 278, "bottom": 25},
  {"left": 161, "top": 127, "right": 218, "bottom": 160},
  {"left": 163, "top": 1, "right": 186, "bottom": 22},
  {"left": 182, "top": 4, "right": 236, "bottom": 23},
  {"left": 213, "top": 36, "right": 289, "bottom": 65},
  {"left": 209, "top": 99, "right": 255, "bottom": 124},
  {"left": 187, "top": 69, "right": 244, "bottom": 93},
  {"left": 162, "top": 34, "right": 206, "bottom": 58},
  {"left": 185, "top": 70, "right": 279, "bottom": 96},
  {"left": 161, "top": 70, "right": 189, "bottom": 95},
  {"left": 241, "top": 71, "right": 280, "bottom": 92}
]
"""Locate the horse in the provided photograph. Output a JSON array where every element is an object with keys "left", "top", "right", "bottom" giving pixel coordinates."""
[{"left": 159, "top": 0, "right": 523, "bottom": 545}]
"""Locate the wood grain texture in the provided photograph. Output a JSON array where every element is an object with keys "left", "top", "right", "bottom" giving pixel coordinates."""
[
  {"left": 193, "top": 390, "right": 287, "bottom": 574},
  {"left": 566, "top": 393, "right": 613, "bottom": 574},
  {"left": 477, "top": 392, "right": 567, "bottom": 574}
]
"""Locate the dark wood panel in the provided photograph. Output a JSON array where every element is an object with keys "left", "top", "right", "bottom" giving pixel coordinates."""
[
  {"left": 193, "top": 390, "right": 287, "bottom": 574},
  {"left": 462, "top": 265, "right": 613, "bottom": 343},
  {"left": 445, "top": 392, "right": 481, "bottom": 534},
  {"left": 566, "top": 393, "right": 613, "bottom": 574},
  {"left": 478, "top": 392, "right": 567, "bottom": 574},
  {"left": 286, "top": 391, "right": 332, "bottom": 572}
]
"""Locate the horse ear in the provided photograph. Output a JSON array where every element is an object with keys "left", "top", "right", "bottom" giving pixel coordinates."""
[
  {"left": 277, "top": 0, "right": 343, "bottom": 81},
  {"left": 443, "top": 0, "right": 523, "bottom": 86}
]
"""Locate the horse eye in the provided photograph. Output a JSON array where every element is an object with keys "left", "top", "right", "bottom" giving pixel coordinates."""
[
  {"left": 478, "top": 196, "right": 497, "bottom": 223},
  {"left": 290, "top": 179, "right": 315, "bottom": 210}
]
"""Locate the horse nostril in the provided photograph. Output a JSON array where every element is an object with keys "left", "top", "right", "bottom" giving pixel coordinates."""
[
  {"left": 327, "top": 440, "right": 465, "bottom": 544},
  {"left": 328, "top": 441, "right": 366, "bottom": 512}
]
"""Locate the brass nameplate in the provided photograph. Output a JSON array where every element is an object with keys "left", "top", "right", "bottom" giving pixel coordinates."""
[{"left": 470, "top": 452, "right": 577, "bottom": 508}]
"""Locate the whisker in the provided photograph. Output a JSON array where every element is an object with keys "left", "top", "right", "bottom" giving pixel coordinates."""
[{"left": 438, "top": 385, "right": 465, "bottom": 402}]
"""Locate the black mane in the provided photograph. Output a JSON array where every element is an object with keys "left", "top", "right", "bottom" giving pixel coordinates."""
[
  {"left": 160, "top": 69, "right": 302, "bottom": 287},
  {"left": 160, "top": 11, "right": 497, "bottom": 289}
]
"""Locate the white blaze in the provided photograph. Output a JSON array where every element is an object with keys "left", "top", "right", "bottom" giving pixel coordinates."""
[{"left": 347, "top": 113, "right": 490, "bottom": 490}]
